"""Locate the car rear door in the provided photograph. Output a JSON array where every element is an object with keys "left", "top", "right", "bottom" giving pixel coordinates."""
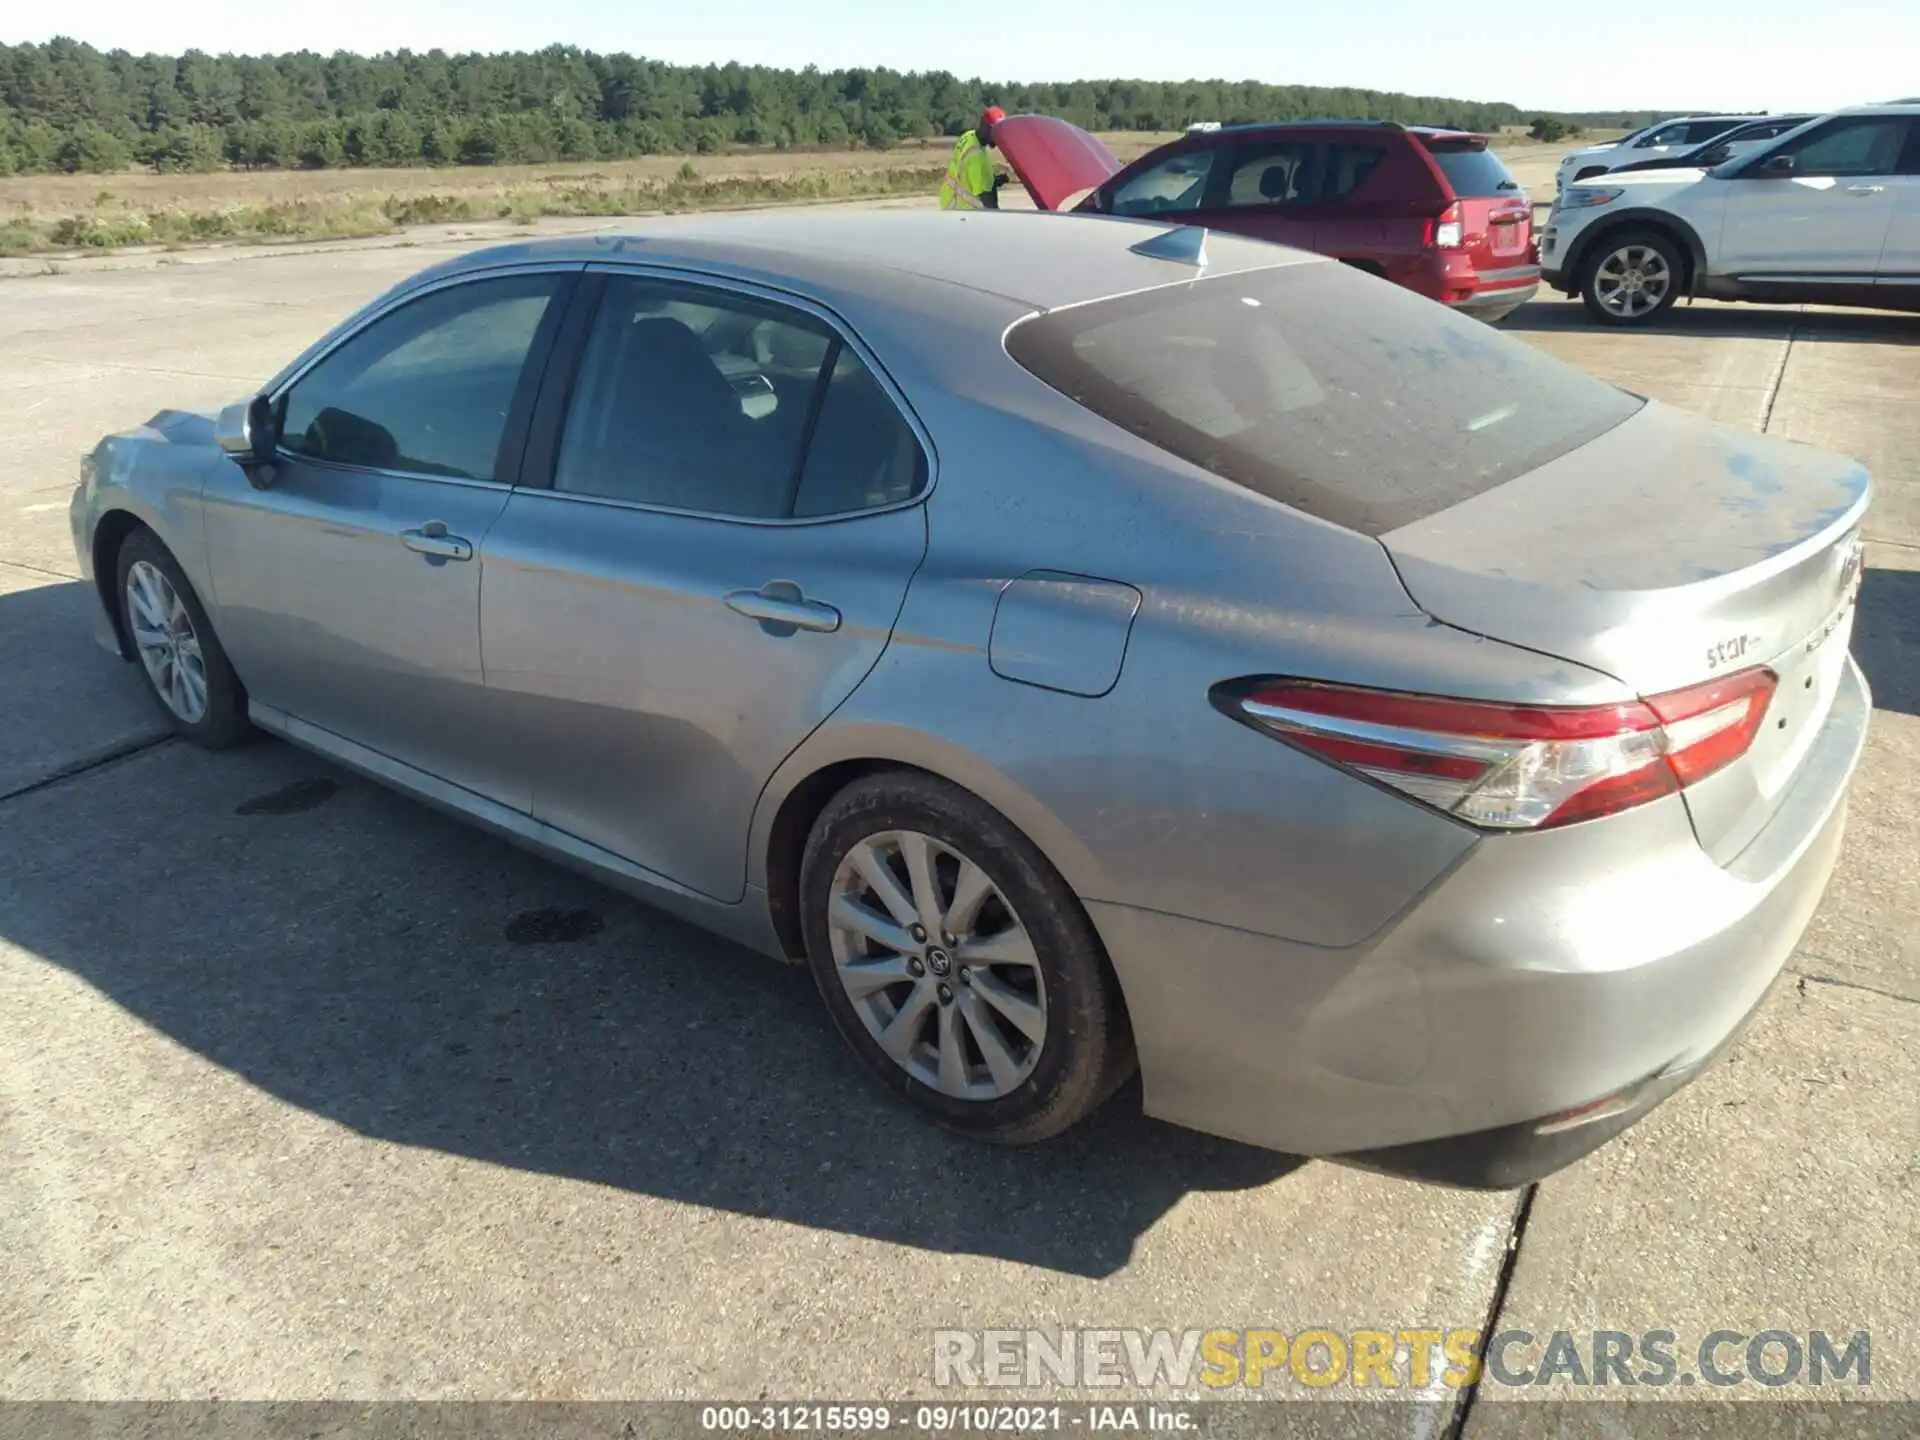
[
  {"left": 1716, "top": 115, "right": 1910, "bottom": 279},
  {"left": 1185, "top": 134, "right": 1326, "bottom": 252},
  {"left": 477, "top": 268, "right": 930, "bottom": 902}
]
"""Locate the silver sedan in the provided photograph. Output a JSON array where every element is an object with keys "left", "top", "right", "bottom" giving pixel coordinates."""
[{"left": 71, "top": 210, "right": 1870, "bottom": 1186}]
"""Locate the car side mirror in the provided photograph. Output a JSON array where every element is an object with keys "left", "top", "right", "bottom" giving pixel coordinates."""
[
  {"left": 1759, "top": 152, "right": 1796, "bottom": 176},
  {"left": 1696, "top": 144, "right": 1731, "bottom": 166},
  {"left": 214, "top": 395, "right": 280, "bottom": 487}
]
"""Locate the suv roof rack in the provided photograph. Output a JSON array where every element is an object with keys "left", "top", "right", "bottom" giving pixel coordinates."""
[{"left": 1204, "top": 118, "right": 1407, "bottom": 133}]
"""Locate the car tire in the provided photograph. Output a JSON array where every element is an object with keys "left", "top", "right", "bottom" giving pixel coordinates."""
[
  {"left": 115, "top": 526, "right": 252, "bottom": 748},
  {"left": 800, "top": 770, "right": 1135, "bottom": 1144},
  {"left": 1579, "top": 228, "right": 1684, "bottom": 326}
]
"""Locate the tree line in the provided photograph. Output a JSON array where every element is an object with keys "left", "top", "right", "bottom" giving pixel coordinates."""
[{"left": 0, "top": 38, "right": 1665, "bottom": 176}]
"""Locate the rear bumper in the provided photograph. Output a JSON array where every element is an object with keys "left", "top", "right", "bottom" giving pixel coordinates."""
[
  {"left": 1448, "top": 274, "right": 1539, "bottom": 322},
  {"left": 1092, "top": 655, "right": 1869, "bottom": 1187}
]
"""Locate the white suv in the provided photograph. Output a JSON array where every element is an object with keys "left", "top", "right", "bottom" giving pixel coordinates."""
[
  {"left": 1554, "top": 116, "right": 1753, "bottom": 194},
  {"left": 1540, "top": 104, "right": 1920, "bottom": 325}
]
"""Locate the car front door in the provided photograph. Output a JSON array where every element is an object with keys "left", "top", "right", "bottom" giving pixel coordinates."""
[
  {"left": 1715, "top": 116, "right": 1911, "bottom": 279},
  {"left": 1094, "top": 143, "right": 1223, "bottom": 225},
  {"left": 478, "top": 269, "right": 930, "bottom": 901},
  {"left": 1872, "top": 124, "right": 1920, "bottom": 288},
  {"left": 200, "top": 268, "right": 573, "bottom": 806}
]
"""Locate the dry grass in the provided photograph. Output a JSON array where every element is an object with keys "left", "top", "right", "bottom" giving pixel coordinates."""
[
  {"left": 0, "top": 131, "right": 1596, "bottom": 258},
  {"left": 0, "top": 134, "right": 1179, "bottom": 256}
]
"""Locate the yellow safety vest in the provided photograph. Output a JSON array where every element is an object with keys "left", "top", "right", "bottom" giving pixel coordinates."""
[{"left": 938, "top": 130, "right": 996, "bottom": 210}]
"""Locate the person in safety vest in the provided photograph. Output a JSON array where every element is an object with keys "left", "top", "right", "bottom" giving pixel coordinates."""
[{"left": 939, "top": 106, "right": 1007, "bottom": 210}]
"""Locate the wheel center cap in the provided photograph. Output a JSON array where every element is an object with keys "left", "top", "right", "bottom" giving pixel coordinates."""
[{"left": 925, "top": 947, "right": 953, "bottom": 977}]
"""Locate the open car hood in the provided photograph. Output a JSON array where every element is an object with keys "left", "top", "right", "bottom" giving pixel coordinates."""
[{"left": 992, "top": 114, "right": 1122, "bottom": 212}]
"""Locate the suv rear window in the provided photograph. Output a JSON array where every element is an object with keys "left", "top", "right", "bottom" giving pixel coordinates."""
[
  {"left": 1005, "top": 262, "right": 1642, "bottom": 536},
  {"left": 1422, "top": 141, "right": 1522, "bottom": 197}
]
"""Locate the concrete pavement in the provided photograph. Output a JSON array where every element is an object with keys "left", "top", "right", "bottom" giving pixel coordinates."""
[{"left": 0, "top": 228, "right": 1914, "bottom": 1415}]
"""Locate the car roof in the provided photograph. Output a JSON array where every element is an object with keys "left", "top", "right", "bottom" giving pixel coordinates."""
[
  {"left": 1834, "top": 101, "right": 1920, "bottom": 116},
  {"left": 1193, "top": 118, "right": 1476, "bottom": 139},
  {"left": 402, "top": 209, "right": 1324, "bottom": 312}
]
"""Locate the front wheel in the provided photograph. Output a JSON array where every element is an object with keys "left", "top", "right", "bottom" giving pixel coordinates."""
[
  {"left": 116, "top": 527, "right": 251, "bottom": 747},
  {"left": 800, "top": 771, "right": 1134, "bottom": 1144},
  {"left": 1580, "top": 229, "right": 1684, "bottom": 325}
]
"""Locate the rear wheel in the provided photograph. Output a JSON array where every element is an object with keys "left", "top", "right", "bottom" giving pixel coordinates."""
[
  {"left": 1580, "top": 229, "right": 1684, "bottom": 325},
  {"left": 116, "top": 527, "right": 251, "bottom": 748},
  {"left": 800, "top": 771, "right": 1134, "bottom": 1144}
]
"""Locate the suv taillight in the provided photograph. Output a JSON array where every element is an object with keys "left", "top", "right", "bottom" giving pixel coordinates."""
[
  {"left": 1224, "top": 670, "right": 1777, "bottom": 831},
  {"left": 1427, "top": 201, "right": 1464, "bottom": 250}
]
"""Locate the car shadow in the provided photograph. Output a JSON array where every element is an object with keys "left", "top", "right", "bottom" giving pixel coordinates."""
[
  {"left": 0, "top": 586, "right": 1303, "bottom": 1280},
  {"left": 1501, "top": 300, "right": 1920, "bottom": 342},
  {"left": 1854, "top": 564, "right": 1920, "bottom": 718}
]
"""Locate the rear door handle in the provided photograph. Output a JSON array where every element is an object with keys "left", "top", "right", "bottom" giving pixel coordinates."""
[
  {"left": 724, "top": 581, "right": 841, "bottom": 635},
  {"left": 1844, "top": 184, "right": 1886, "bottom": 195},
  {"left": 401, "top": 521, "right": 473, "bottom": 561}
]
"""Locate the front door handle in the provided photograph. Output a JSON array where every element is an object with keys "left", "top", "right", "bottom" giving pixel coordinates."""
[
  {"left": 401, "top": 521, "right": 473, "bottom": 561},
  {"left": 1844, "top": 184, "right": 1886, "bottom": 195},
  {"left": 724, "top": 580, "right": 842, "bottom": 636}
]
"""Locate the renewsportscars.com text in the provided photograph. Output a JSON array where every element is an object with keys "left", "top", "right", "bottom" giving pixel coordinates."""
[{"left": 933, "top": 1328, "right": 1871, "bottom": 1391}]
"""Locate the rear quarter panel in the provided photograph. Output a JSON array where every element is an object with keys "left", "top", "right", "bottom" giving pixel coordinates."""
[{"left": 755, "top": 343, "right": 1637, "bottom": 948}]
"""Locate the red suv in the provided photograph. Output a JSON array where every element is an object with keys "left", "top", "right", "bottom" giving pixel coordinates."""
[{"left": 994, "top": 116, "right": 1541, "bottom": 322}]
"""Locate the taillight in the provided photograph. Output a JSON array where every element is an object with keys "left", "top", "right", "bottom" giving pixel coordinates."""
[
  {"left": 1429, "top": 202, "right": 1464, "bottom": 250},
  {"left": 1227, "top": 669, "right": 1777, "bottom": 831}
]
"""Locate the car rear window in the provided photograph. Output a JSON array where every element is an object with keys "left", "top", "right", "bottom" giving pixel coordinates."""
[
  {"left": 1422, "top": 140, "right": 1523, "bottom": 197},
  {"left": 1004, "top": 261, "right": 1642, "bottom": 536}
]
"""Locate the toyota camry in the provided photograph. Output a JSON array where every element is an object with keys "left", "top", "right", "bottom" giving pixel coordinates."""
[{"left": 71, "top": 210, "right": 1870, "bottom": 1186}]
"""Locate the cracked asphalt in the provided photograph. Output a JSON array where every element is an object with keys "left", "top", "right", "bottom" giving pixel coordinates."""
[{"left": 0, "top": 218, "right": 1914, "bottom": 1426}]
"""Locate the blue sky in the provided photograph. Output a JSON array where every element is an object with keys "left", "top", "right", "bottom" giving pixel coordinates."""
[{"left": 10, "top": 0, "right": 1917, "bottom": 114}]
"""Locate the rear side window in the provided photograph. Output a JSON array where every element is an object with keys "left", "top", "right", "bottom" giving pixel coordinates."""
[
  {"left": 1423, "top": 142, "right": 1522, "bottom": 197},
  {"left": 1005, "top": 262, "right": 1642, "bottom": 537},
  {"left": 1222, "top": 140, "right": 1319, "bottom": 206},
  {"left": 553, "top": 274, "right": 923, "bottom": 519},
  {"left": 1323, "top": 143, "right": 1386, "bottom": 200}
]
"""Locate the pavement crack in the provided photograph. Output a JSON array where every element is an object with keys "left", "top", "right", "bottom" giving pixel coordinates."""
[
  {"left": 0, "top": 558, "right": 82, "bottom": 583},
  {"left": 0, "top": 733, "right": 175, "bottom": 806},
  {"left": 1756, "top": 319, "right": 1799, "bottom": 435},
  {"left": 1788, "top": 965, "right": 1920, "bottom": 1009},
  {"left": 1864, "top": 534, "right": 1920, "bottom": 553},
  {"left": 1443, "top": 1183, "right": 1535, "bottom": 1440}
]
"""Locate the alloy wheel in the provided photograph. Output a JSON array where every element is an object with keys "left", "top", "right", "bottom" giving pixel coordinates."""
[
  {"left": 826, "top": 829, "right": 1048, "bottom": 1100},
  {"left": 126, "top": 559, "right": 209, "bottom": 724},
  {"left": 1592, "top": 244, "right": 1672, "bottom": 319}
]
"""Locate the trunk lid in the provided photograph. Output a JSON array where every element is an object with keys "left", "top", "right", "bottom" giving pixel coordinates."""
[
  {"left": 1381, "top": 403, "right": 1868, "bottom": 861},
  {"left": 1420, "top": 134, "right": 1533, "bottom": 266},
  {"left": 992, "top": 114, "right": 1123, "bottom": 212}
]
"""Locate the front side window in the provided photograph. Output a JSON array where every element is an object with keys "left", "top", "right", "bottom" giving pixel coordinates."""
[
  {"left": 277, "top": 274, "right": 559, "bottom": 480},
  {"left": 1772, "top": 118, "right": 1911, "bottom": 176},
  {"left": 1107, "top": 149, "right": 1218, "bottom": 217},
  {"left": 1638, "top": 123, "right": 1690, "bottom": 148},
  {"left": 553, "top": 275, "right": 924, "bottom": 519},
  {"left": 1223, "top": 141, "right": 1321, "bottom": 206}
]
